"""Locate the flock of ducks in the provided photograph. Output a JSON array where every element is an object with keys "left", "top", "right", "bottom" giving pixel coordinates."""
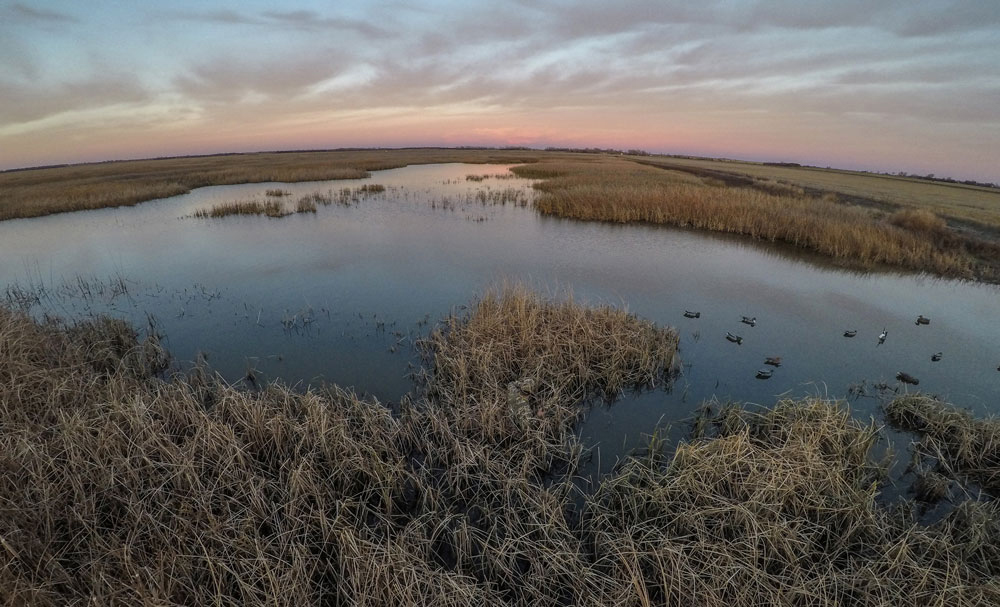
[{"left": 681, "top": 311, "right": 984, "bottom": 384}]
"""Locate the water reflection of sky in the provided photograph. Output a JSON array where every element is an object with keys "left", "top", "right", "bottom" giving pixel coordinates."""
[{"left": 2, "top": 163, "right": 998, "bottom": 487}]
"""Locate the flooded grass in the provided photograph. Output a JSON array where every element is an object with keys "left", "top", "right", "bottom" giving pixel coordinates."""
[
  {"left": 590, "top": 398, "right": 1000, "bottom": 605},
  {"left": 3, "top": 286, "right": 999, "bottom": 605},
  {"left": 294, "top": 197, "right": 317, "bottom": 213},
  {"left": 512, "top": 157, "right": 1000, "bottom": 281},
  {"left": 886, "top": 395, "right": 1000, "bottom": 495},
  {"left": 193, "top": 199, "right": 290, "bottom": 218}
]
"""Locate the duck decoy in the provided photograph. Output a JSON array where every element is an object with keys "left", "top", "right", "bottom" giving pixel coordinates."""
[
  {"left": 764, "top": 356, "right": 782, "bottom": 367},
  {"left": 931, "top": 352, "right": 942, "bottom": 362},
  {"left": 741, "top": 316, "right": 757, "bottom": 327},
  {"left": 755, "top": 369, "right": 773, "bottom": 379},
  {"left": 878, "top": 329, "right": 887, "bottom": 345},
  {"left": 843, "top": 330, "right": 857, "bottom": 338},
  {"left": 726, "top": 332, "right": 743, "bottom": 345},
  {"left": 896, "top": 371, "right": 919, "bottom": 385},
  {"left": 916, "top": 315, "right": 930, "bottom": 325},
  {"left": 683, "top": 310, "right": 701, "bottom": 319}
]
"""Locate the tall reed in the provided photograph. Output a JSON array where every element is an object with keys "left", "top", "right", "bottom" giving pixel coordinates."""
[{"left": 514, "top": 159, "right": 984, "bottom": 278}]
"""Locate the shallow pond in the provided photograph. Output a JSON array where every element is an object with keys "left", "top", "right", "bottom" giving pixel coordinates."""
[{"left": 2, "top": 162, "right": 998, "bottom": 486}]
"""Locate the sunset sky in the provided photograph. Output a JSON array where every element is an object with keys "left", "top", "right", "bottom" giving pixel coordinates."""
[{"left": 2, "top": 1, "right": 999, "bottom": 181}]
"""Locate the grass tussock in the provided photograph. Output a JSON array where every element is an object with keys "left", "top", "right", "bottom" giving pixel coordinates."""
[
  {"left": 295, "top": 197, "right": 317, "bottom": 213},
  {"left": 513, "top": 158, "right": 994, "bottom": 280},
  {"left": 886, "top": 395, "right": 1000, "bottom": 494},
  {"left": 889, "top": 208, "right": 948, "bottom": 233},
  {"left": 3, "top": 294, "right": 999, "bottom": 605}
]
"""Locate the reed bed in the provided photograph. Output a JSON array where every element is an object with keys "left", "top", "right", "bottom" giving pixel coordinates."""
[
  {"left": 3, "top": 293, "right": 999, "bottom": 605},
  {"left": 886, "top": 395, "right": 1000, "bottom": 495},
  {"left": 295, "top": 197, "right": 318, "bottom": 213},
  {"left": 193, "top": 199, "right": 290, "bottom": 218},
  {"left": 513, "top": 159, "right": 991, "bottom": 279}
]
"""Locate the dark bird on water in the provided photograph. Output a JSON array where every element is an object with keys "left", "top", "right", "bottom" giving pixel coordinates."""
[
  {"left": 896, "top": 371, "right": 919, "bottom": 385},
  {"left": 756, "top": 369, "right": 773, "bottom": 379},
  {"left": 741, "top": 316, "right": 757, "bottom": 327},
  {"left": 878, "top": 329, "right": 887, "bottom": 345},
  {"left": 764, "top": 356, "right": 782, "bottom": 367},
  {"left": 916, "top": 315, "right": 930, "bottom": 325},
  {"left": 931, "top": 352, "right": 943, "bottom": 362},
  {"left": 726, "top": 332, "right": 743, "bottom": 345},
  {"left": 683, "top": 310, "right": 701, "bottom": 318},
  {"left": 843, "top": 330, "right": 857, "bottom": 338}
]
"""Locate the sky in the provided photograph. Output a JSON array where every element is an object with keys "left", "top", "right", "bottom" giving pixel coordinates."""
[{"left": 2, "top": 0, "right": 999, "bottom": 181}]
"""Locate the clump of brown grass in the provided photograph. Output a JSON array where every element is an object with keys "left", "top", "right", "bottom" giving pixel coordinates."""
[
  {"left": 265, "top": 188, "right": 291, "bottom": 197},
  {"left": 193, "top": 199, "right": 289, "bottom": 218},
  {"left": 295, "top": 197, "right": 317, "bottom": 213},
  {"left": 888, "top": 208, "right": 948, "bottom": 233},
  {"left": 885, "top": 395, "right": 1000, "bottom": 494},
  {"left": 420, "top": 282, "right": 679, "bottom": 410}
]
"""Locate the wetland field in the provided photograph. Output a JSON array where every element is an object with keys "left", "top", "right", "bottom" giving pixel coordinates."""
[{"left": 2, "top": 150, "right": 999, "bottom": 604}]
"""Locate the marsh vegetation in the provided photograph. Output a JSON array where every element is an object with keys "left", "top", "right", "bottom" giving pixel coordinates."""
[
  {"left": 513, "top": 157, "right": 1000, "bottom": 281},
  {"left": 193, "top": 185, "right": 392, "bottom": 218},
  {"left": 2, "top": 286, "right": 998, "bottom": 605},
  {"left": 3, "top": 149, "right": 998, "bottom": 281},
  {"left": 0, "top": 149, "right": 543, "bottom": 221}
]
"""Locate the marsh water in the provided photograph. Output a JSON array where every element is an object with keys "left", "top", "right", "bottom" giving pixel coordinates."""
[{"left": 2, "top": 163, "right": 998, "bottom": 487}]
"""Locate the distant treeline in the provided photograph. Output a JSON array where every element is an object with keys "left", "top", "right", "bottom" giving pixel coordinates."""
[{"left": 890, "top": 172, "right": 999, "bottom": 189}]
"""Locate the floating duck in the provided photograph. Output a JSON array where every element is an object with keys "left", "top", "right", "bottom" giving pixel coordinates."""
[
  {"left": 764, "top": 356, "right": 782, "bottom": 367},
  {"left": 916, "top": 315, "right": 930, "bottom": 325},
  {"left": 683, "top": 310, "right": 701, "bottom": 319},
  {"left": 726, "top": 332, "right": 743, "bottom": 345},
  {"left": 741, "top": 316, "right": 757, "bottom": 327},
  {"left": 843, "top": 330, "right": 857, "bottom": 338},
  {"left": 931, "top": 352, "right": 942, "bottom": 362},
  {"left": 878, "top": 329, "right": 887, "bottom": 345},
  {"left": 896, "top": 371, "right": 919, "bottom": 385},
  {"left": 755, "top": 369, "right": 773, "bottom": 379}
]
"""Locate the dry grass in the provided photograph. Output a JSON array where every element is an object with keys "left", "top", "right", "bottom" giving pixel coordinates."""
[
  {"left": 513, "top": 157, "right": 998, "bottom": 280},
  {"left": 295, "top": 197, "right": 318, "bottom": 213},
  {"left": 587, "top": 399, "right": 1000, "bottom": 605},
  {"left": 635, "top": 155, "right": 1000, "bottom": 228},
  {"left": 0, "top": 286, "right": 678, "bottom": 605},
  {"left": 193, "top": 199, "right": 290, "bottom": 218},
  {"left": 3, "top": 290, "right": 999, "bottom": 605},
  {"left": 885, "top": 395, "right": 1000, "bottom": 494},
  {"left": 0, "top": 148, "right": 547, "bottom": 221},
  {"left": 888, "top": 208, "right": 948, "bottom": 233}
]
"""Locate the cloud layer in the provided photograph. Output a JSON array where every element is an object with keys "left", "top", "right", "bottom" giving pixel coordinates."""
[{"left": 2, "top": 0, "right": 998, "bottom": 180}]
